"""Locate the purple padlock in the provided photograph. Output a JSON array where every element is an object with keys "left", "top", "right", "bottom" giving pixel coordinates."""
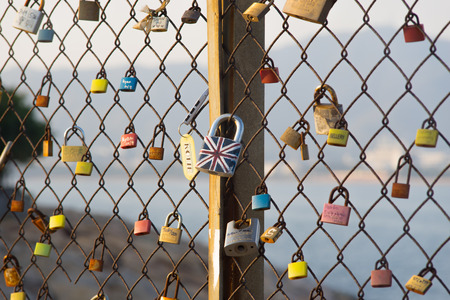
[{"left": 321, "top": 186, "right": 351, "bottom": 226}]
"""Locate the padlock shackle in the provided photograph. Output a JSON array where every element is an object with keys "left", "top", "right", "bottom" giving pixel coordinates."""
[
  {"left": 24, "top": 0, "right": 45, "bottom": 11},
  {"left": 13, "top": 179, "right": 26, "bottom": 201},
  {"left": 328, "top": 186, "right": 349, "bottom": 206},
  {"left": 421, "top": 118, "right": 437, "bottom": 129},
  {"left": 314, "top": 84, "right": 339, "bottom": 106},
  {"left": 394, "top": 154, "right": 412, "bottom": 185},
  {"left": 374, "top": 257, "right": 389, "bottom": 270},
  {"left": 163, "top": 271, "right": 180, "bottom": 298},
  {"left": 27, "top": 207, "right": 47, "bottom": 221},
  {"left": 63, "top": 126, "right": 86, "bottom": 146},
  {"left": 151, "top": 124, "right": 166, "bottom": 148},
  {"left": 3, "top": 254, "right": 20, "bottom": 269},
  {"left": 164, "top": 212, "right": 183, "bottom": 229},
  {"left": 418, "top": 267, "right": 437, "bottom": 280},
  {"left": 405, "top": 12, "right": 421, "bottom": 25},
  {"left": 208, "top": 113, "right": 244, "bottom": 144}
]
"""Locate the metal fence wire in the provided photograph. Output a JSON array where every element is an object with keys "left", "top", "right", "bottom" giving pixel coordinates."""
[{"left": 0, "top": 0, "right": 449, "bottom": 299}]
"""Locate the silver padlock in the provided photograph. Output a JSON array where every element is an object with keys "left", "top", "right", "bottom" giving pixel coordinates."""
[
  {"left": 151, "top": 16, "right": 169, "bottom": 32},
  {"left": 243, "top": 0, "right": 274, "bottom": 22},
  {"left": 181, "top": 7, "right": 201, "bottom": 24},
  {"left": 224, "top": 218, "right": 260, "bottom": 257},
  {"left": 13, "top": 0, "right": 45, "bottom": 34}
]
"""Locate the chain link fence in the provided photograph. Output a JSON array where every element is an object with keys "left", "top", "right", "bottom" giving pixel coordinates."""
[{"left": 0, "top": 0, "right": 449, "bottom": 299}]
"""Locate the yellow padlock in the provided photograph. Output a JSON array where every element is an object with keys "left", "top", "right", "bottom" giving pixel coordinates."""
[
  {"left": 10, "top": 291, "right": 26, "bottom": 300},
  {"left": 415, "top": 119, "right": 438, "bottom": 147},
  {"left": 61, "top": 126, "right": 88, "bottom": 162},
  {"left": 75, "top": 159, "right": 93, "bottom": 176},
  {"left": 327, "top": 120, "right": 349, "bottom": 147},
  {"left": 288, "top": 261, "right": 308, "bottom": 280},
  {"left": 3, "top": 255, "right": 21, "bottom": 287},
  {"left": 49, "top": 214, "right": 66, "bottom": 231},
  {"left": 405, "top": 267, "right": 436, "bottom": 295},
  {"left": 90, "top": 78, "right": 108, "bottom": 93}
]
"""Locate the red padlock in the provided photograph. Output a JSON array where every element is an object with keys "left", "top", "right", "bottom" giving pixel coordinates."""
[
  {"left": 403, "top": 13, "right": 425, "bottom": 43},
  {"left": 134, "top": 218, "right": 151, "bottom": 236},
  {"left": 259, "top": 57, "right": 279, "bottom": 84},
  {"left": 321, "top": 186, "right": 351, "bottom": 226},
  {"left": 121, "top": 133, "right": 138, "bottom": 149},
  {"left": 371, "top": 259, "right": 392, "bottom": 288}
]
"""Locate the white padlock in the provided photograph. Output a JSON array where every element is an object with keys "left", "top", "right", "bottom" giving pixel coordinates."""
[
  {"left": 151, "top": 16, "right": 169, "bottom": 32},
  {"left": 13, "top": 0, "right": 45, "bottom": 34}
]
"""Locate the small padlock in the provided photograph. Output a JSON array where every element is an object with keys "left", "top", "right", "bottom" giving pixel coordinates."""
[
  {"left": 321, "top": 186, "right": 351, "bottom": 226},
  {"left": 119, "top": 76, "right": 138, "bottom": 92},
  {"left": 149, "top": 124, "right": 165, "bottom": 160},
  {"left": 61, "top": 126, "right": 88, "bottom": 162},
  {"left": 36, "top": 74, "right": 52, "bottom": 107},
  {"left": 34, "top": 240, "right": 51, "bottom": 257},
  {"left": 78, "top": 0, "right": 100, "bottom": 22},
  {"left": 260, "top": 221, "right": 284, "bottom": 243},
  {"left": 327, "top": 120, "right": 349, "bottom": 147},
  {"left": 49, "top": 214, "right": 66, "bottom": 231},
  {"left": 181, "top": 6, "right": 201, "bottom": 24},
  {"left": 196, "top": 114, "right": 244, "bottom": 177},
  {"left": 405, "top": 267, "right": 436, "bottom": 295},
  {"left": 161, "top": 272, "right": 180, "bottom": 300},
  {"left": 313, "top": 84, "right": 343, "bottom": 135},
  {"left": 37, "top": 25, "right": 54, "bottom": 43},
  {"left": 134, "top": 218, "right": 151, "bottom": 236},
  {"left": 10, "top": 179, "right": 25, "bottom": 213},
  {"left": 151, "top": 16, "right": 169, "bottom": 32},
  {"left": 252, "top": 193, "right": 271, "bottom": 211},
  {"left": 180, "top": 134, "right": 198, "bottom": 181},
  {"left": 403, "top": 13, "right": 425, "bottom": 43},
  {"left": 89, "top": 238, "right": 105, "bottom": 272},
  {"left": 281, "top": 127, "right": 302, "bottom": 150},
  {"left": 283, "top": 0, "right": 336, "bottom": 24},
  {"left": 243, "top": 0, "right": 274, "bottom": 22},
  {"left": 10, "top": 291, "right": 26, "bottom": 300},
  {"left": 288, "top": 261, "right": 308, "bottom": 279},
  {"left": 3, "top": 255, "right": 21, "bottom": 287},
  {"left": 371, "top": 259, "right": 392, "bottom": 288},
  {"left": 91, "top": 78, "right": 108, "bottom": 93},
  {"left": 391, "top": 154, "right": 412, "bottom": 199},
  {"left": 259, "top": 57, "right": 279, "bottom": 83},
  {"left": 43, "top": 127, "right": 53, "bottom": 157},
  {"left": 12, "top": 0, "right": 45, "bottom": 34},
  {"left": 415, "top": 119, "right": 438, "bottom": 147},
  {"left": 121, "top": 132, "right": 138, "bottom": 149},
  {"left": 75, "top": 154, "right": 93, "bottom": 176},
  {"left": 159, "top": 212, "right": 183, "bottom": 244},
  {"left": 28, "top": 208, "right": 54, "bottom": 234},
  {"left": 300, "top": 132, "right": 309, "bottom": 160},
  {"left": 224, "top": 218, "right": 260, "bottom": 257}
]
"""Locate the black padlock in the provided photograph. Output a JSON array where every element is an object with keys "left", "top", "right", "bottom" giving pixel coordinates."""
[{"left": 181, "top": 7, "right": 201, "bottom": 24}]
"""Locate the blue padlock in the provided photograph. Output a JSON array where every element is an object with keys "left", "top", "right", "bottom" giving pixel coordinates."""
[
  {"left": 119, "top": 77, "right": 137, "bottom": 92},
  {"left": 252, "top": 193, "right": 271, "bottom": 211},
  {"left": 37, "top": 28, "right": 54, "bottom": 43}
]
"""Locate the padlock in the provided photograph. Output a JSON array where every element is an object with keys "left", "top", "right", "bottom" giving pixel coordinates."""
[
  {"left": 36, "top": 74, "right": 52, "bottom": 107},
  {"left": 260, "top": 221, "right": 284, "bottom": 243},
  {"left": 43, "top": 127, "right": 53, "bottom": 157},
  {"left": 259, "top": 57, "right": 279, "bottom": 83},
  {"left": 196, "top": 114, "right": 244, "bottom": 177},
  {"left": 91, "top": 78, "right": 108, "bottom": 93},
  {"left": 288, "top": 261, "right": 308, "bottom": 279},
  {"left": 78, "top": 0, "right": 100, "bottom": 22},
  {"left": 370, "top": 259, "right": 392, "bottom": 288},
  {"left": 243, "top": 0, "right": 274, "bottom": 22},
  {"left": 161, "top": 272, "right": 179, "bottom": 300},
  {"left": 391, "top": 154, "right": 412, "bottom": 199},
  {"left": 281, "top": 120, "right": 309, "bottom": 150},
  {"left": 34, "top": 241, "right": 51, "bottom": 257},
  {"left": 0, "top": 141, "right": 13, "bottom": 172},
  {"left": 119, "top": 76, "right": 138, "bottom": 92},
  {"left": 37, "top": 28, "right": 54, "bottom": 43},
  {"left": 134, "top": 219, "right": 151, "bottom": 236},
  {"left": 12, "top": 0, "right": 45, "bottom": 34},
  {"left": 403, "top": 13, "right": 425, "bottom": 43},
  {"left": 10, "top": 291, "right": 26, "bottom": 300},
  {"left": 89, "top": 238, "right": 105, "bottom": 271},
  {"left": 313, "top": 84, "right": 343, "bottom": 135},
  {"left": 61, "top": 126, "right": 88, "bottom": 162},
  {"left": 49, "top": 214, "right": 66, "bottom": 231},
  {"left": 121, "top": 132, "right": 138, "bottom": 149},
  {"left": 180, "top": 134, "right": 198, "bottom": 181},
  {"left": 300, "top": 132, "right": 309, "bottom": 160},
  {"left": 415, "top": 119, "right": 438, "bottom": 147},
  {"left": 224, "top": 218, "right": 260, "bottom": 257},
  {"left": 327, "top": 120, "right": 349, "bottom": 147},
  {"left": 283, "top": 0, "right": 336, "bottom": 24},
  {"left": 35, "top": 95, "right": 49, "bottom": 107},
  {"left": 159, "top": 212, "right": 183, "bottom": 244},
  {"left": 181, "top": 6, "right": 201, "bottom": 24},
  {"left": 252, "top": 193, "right": 271, "bottom": 211},
  {"left": 321, "top": 186, "right": 351, "bottom": 226},
  {"left": 75, "top": 153, "right": 93, "bottom": 176},
  {"left": 149, "top": 124, "right": 165, "bottom": 160},
  {"left": 10, "top": 180, "right": 25, "bottom": 213},
  {"left": 405, "top": 267, "right": 436, "bottom": 295},
  {"left": 3, "top": 255, "right": 21, "bottom": 287},
  {"left": 151, "top": 16, "right": 169, "bottom": 32},
  {"left": 28, "top": 208, "right": 54, "bottom": 234}
]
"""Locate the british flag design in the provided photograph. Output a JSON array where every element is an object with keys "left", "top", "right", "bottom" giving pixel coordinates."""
[{"left": 195, "top": 136, "right": 242, "bottom": 177}]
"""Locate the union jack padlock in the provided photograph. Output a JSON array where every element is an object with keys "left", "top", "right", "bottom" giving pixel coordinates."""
[
  {"left": 13, "top": 0, "right": 45, "bottom": 34},
  {"left": 195, "top": 114, "right": 244, "bottom": 177}
]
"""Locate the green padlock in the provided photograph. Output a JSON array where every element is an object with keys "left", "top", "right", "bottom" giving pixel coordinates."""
[
  {"left": 34, "top": 242, "right": 51, "bottom": 257},
  {"left": 327, "top": 120, "right": 349, "bottom": 147}
]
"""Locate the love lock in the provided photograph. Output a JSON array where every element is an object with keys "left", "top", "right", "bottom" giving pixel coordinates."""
[
  {"left": 243, "top": 0, "right": 274, "bottom": 22},
  {"left": 61, "top": 126, "right": 88, "bottom": 162},
  {"left": 391, "top": 154, "right": 412, "bottom": 199},
  {"left": 321, "top": 186, "right": 351, "bottom": 226},
  {"left": 283, "top": 0, "right": 336, "bottom": 24},
  {"left": 13, "top": 0, "right": 45, "bottom": 34}
]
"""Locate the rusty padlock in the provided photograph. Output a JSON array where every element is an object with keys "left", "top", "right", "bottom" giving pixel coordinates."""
[
  {"left": 391, "top": 154, "right": 412, "bottom": 199},
  {"left": 43, "top": 127, "right": 53, "bottom": 157},
  {"left": 161, "top": 271, "right": 180, "bottom": 300},
  {"left": 283, "top": 0, "right": 336, "bottom": 24},
  {"left": 243, "top": 0, "right": 274, "bottom": 22},
  {"left": 405, "top": 267, "right": 436, "bottom": 295},
  {"left": 61, "top": 126, "right": 88, "bottom": 162},
  {"left": 149, "top": 124, "right": 165, "bottom": 160},
  {"left": 28, "top": 208, "right": 55, "bottom": 234},
  {"left": 415, "top": 118, "right": 438, "bottom": 148},
  {"left": 36, "top": 74, "right": 52, "bottom": 107},
  {"left": 78, "top": 0, "right": 100, "bottom": 22},
  {"left": 321, "top": 186, "right": 351, "bottom": 226},
  {"left": 10, "top": 179, "right": 26, "bottom": 213},
  {"left": 12, "top": 0, "right": 45, "bottom": 34},
  {"left": 371, "top": 258, "right": 392, "bottom": 288},
  {"left": 403, "top": 13, "right": 425, "bottom": 43},
  {"left": 89, "top": 238, "right": 105, "bottom": 272},
  {"left": 327, "top": 120, "right": 349, "bottom": 147},
  {"left": 3, "top": 255, "right": 21, "bottom": 287},
  {"left": 259, "top": 57, "right": 279, "bottom": 83},
  {"left": 181, "top": 6, "right": 201, "bottom": 24},
  {"left": 313, "top": 84, "right": 343, "bottom": 135}
]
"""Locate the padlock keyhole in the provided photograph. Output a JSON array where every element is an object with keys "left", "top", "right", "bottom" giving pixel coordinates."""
[{"left": 237, "top": 245, "right": 245, "bottom": 252}]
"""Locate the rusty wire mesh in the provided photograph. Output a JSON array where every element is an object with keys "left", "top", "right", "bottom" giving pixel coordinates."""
[{"left": 0, "top": 0, "right": 449, "bottom": 299}]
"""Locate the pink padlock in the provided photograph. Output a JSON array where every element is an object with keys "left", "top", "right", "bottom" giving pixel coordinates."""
[
  {"left": 371, "top": 259, "right": 392, "bottom": 288},
  {"left": 403, "top": 13, "right": 425, "bottom": 43},
  {"left": 121, "top": 132, "right": 138, "bottom": 149},
  {"left": 321, "top": 187, "right": 351, "bottom": 226},
  {"left": 134, "top": 219, "right": 151, "bottom": 236}
]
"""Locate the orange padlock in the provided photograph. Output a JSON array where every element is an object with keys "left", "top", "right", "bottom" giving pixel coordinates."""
[
  {"left": 89, "top": 237, "right": 105, "bottom": 272},
  {"left": 3, "top": 255, "right": 21, "bottom": 287},
  {"left": 35, "top": 74, "right": 52, "bottom": 107},
  {"left": 161, "top": 271, "right": 180, "bottom": 300},
  {"left": 148, "top": 124, "right": 165, "bottom": 160},
  {"left": 10, "top": 179, "right": 25, "bottom": 212},
  {"left": 28, "top": 208, "right": 55, "bottom": 234}
]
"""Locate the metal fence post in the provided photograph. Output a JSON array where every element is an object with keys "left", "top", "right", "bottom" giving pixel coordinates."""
[{"left": 207, "top": 0, "right": 265, "bottom": 298}]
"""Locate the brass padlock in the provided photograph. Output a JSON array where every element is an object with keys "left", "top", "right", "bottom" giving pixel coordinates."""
[
  {"left": 149, "top": 124, "right": 165, "bottom": 160},
  {"left": 371, "top": 259, "right": 392, "bottom": 288},
  {"left": 89, "top": 237, "right": 105, "bottom": 272},
  {"left": 300, "top": 132, "right": 309, "bottom": 160},
  {"left": 13, "top": 0, "right": 45, "bottom": 34},
  {"left": 405, "top": 267, "right": 436, "bottom": 295},
  {"left": 391, "top": 154, "right": 412, "bottom": 199},
  {"left": 61, "top": 126, "right": 88, "bottom": 162},
  {"left": 327, "top": 120, "right": 349, "bottom": 147},
  {"left": 313, "top": 84, "right": 343, "bottom": 135},
  {"left": 10, "top": 179, "right": 25, "bottom": 213},
  {"left": 78, "top": 0, "right": 100, "bottom": 22},
  {"left": 181, "top": 6, "right": 201, "bottom": 24},
  {"left": 281, "top": 127, "right": 301, "bottom": 149},
  {"left": 3, "top": 255, "right": 21, "bottom": 287},
  {"left": 283, "top": 0, "right": 336, "bottom": 24},
  {"left": 43, "top": 127, "right": 53, "bottom": 157},
  {"left": 161, "top": 272, "right": 180, "bottom": 300},
  {"left": 159, "top": 212, "right": 183, "bottom": 244},
  {"left": 260, "top": 221, "right": 284, "bottom": 243},
  {"left": 90, "top": 294, "right": 108, "bottom": 300},
  {"left": 243, "top": 0, "right": 274, "bottom": 22},
  {"left": 415, "top": 119, "right": 438, "bottom": 148}
]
